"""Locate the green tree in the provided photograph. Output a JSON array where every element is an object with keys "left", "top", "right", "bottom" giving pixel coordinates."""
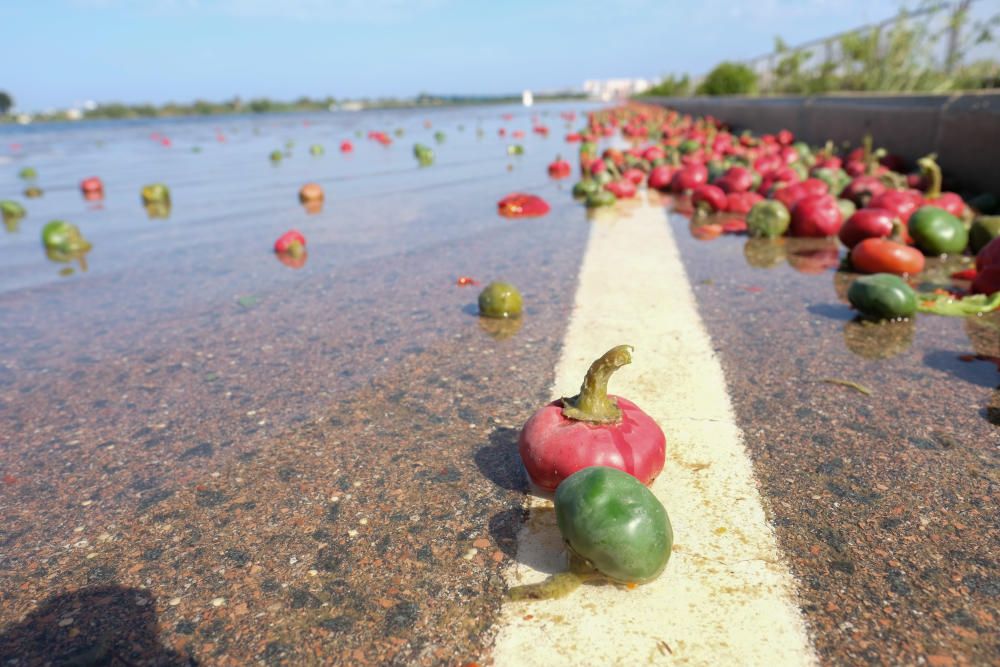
[
  {"left": 643, "top": 74, "right": 691, "bottom": 97},
  {"left": 696, "top": 62, "right": 757, "bottom": 96},
  {"left": 0, "top": 91, "right": 12, "bottom": 114}
]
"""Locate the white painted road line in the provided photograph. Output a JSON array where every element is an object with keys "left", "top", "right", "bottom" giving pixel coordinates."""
[{"left": 490, "top": 199, "right": 818, "bottom": 666}]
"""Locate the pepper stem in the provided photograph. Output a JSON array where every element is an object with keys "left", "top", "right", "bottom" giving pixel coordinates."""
[
  {"left": 917, "top": 154, "right": 942, "bottom": 199},
  {"left": 561, "top": 345, "right": 633, "bottom": 423}
]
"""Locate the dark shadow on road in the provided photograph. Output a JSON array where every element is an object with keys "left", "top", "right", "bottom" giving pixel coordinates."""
[
  {"left": 475, "top": 426, "right": 528, "bottom": 492},
  {"left": 923, "top": 349, "right": 999, "bottom": 388},
  {"left": 0, "top": 585, "right": 195, "bottom": 666}
]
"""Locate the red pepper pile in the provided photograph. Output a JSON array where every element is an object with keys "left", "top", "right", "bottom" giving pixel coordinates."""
[{"left": 561, "top": 104, "right": 998, "bottom": 300}]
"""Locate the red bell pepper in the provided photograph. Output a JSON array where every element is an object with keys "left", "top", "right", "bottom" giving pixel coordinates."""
[
  {"left": 869, "top": 189, "right": 922, "bottom": 225},
  {"left": 670, "top": 164, "right": 708, "bottom": 193},
  {"left": 725, "top": 191, "right": 763, "bottom": 215},
  {"left": 548, "top": 157, "right": 572, "bottom": 179},
  {"left": 622, "top": 167, "right": 646, "bottom": 187},
  {"left": 842, "top": 175, "right": 888, "bottom": 207},
  {"left": 647, "top": 165, "right": 674, "bottom": 192},
  {"left": 717, "top": 166, "right": 754, "bottom": 193},
  {"left": 274, "top": 230, "right": 306, "bottom": 256},
  {"left": 838, "top": 208, "right": 896, "bottom": 248},
  {"left": 692, "top": 184, "right": 727, "bottom": 213},
  {"left": 972, "top": 236, "right": 1000, "bottom": 295},
  {"left": 518, "top": 345, "right": 666, "bottom": 491},
  {"left": 80, "top": 177, "right": 103, "bottom": 196},
  {"left": 799, "top": 178, "right": 830, "bottom": 198},
  {"left": 498, "top": 193, "right": 550, "bottom": 218},
  {"left": 773, "top": 182, "right": 809, "bottom": 211},
  {"left": 642, "top": 146, "right": 665, "bottom": 162},
  {"left": 605, "top": 179, "right": 637, "bottom": 199},
  {"left": 790, "top": 194, "right": 843, "bottom": 237}
]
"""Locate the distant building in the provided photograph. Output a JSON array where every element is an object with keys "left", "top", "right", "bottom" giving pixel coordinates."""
[{"left": 583, "top": 79, "right": 652, "bottom": 101}]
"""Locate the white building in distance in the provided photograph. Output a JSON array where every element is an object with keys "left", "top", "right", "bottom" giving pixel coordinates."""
[{"left": 583, "top": 79, "right": 653, "bottom": 101}]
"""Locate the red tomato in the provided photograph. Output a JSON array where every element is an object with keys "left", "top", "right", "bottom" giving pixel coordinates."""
[{"left": 850, "top": 238, "right": 925, "bottom": 275}]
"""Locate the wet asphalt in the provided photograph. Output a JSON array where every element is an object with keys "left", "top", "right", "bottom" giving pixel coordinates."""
[{"left": 0, "top": 105, "right": 997, "bottom": 666}]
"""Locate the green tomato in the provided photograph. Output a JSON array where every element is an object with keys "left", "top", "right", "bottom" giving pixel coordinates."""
[
  {"left": 269, "top": 150, "right": 283, "bottom": 162},
  {"left": 140, "top": 183, "right": 171, "bottom": 205},
  {"left": 908, "top": 206, "right": 968, "bottom": 256},
  {"left": 41, "top": 220, "right": 91, "bottom": 253},
  {"left": 18, "top": 167, "right": 37, "bottom": 181},
  {"left": 746, "top": 201, "right": 791, "bottom": 238},
  {"left": 969, "top": 216, "right": 1000, "bottom": 254},
  {"left": 572, "top": 180, "right": 600, "bottom": 199},
  {"left": 579, "top": 141, "right": 598, "bottom": 157},
  {"left": 555, "top": 466, "right": 672, "bottom": 584},
  {"left": 847, "top": 273, "right": 917, "bottom": 321},
  {"left": 507, "top": 144, "right": 525, "bottom": 156},
  {"left": 478, "top": 282, "right": 522, "bottom": 319},
  {"left": 434, "top": 131, "right": 446, "bottom": 143},
  {"left": 309, "top": 144, "right": 325, "bottom": 156}
]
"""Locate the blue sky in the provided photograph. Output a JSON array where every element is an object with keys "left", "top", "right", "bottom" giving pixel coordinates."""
[{"left": 0, "top": 0, "right": 991, "bottom": 111}]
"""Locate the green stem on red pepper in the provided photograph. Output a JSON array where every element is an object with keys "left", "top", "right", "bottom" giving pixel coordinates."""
[
  {"left": 918, "top": 154, "right": 942, "bottom": 199},
  {"left": 561, "top": 345, "right": 632, "bottom": 423}
]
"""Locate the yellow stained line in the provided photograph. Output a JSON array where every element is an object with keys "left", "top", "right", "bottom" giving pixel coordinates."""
[{"left": 490, "top": 198, "right": 817, "bottom": 667}]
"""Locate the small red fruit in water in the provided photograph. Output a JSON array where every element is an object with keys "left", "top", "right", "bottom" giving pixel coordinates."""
[
  {"left": 274, "top": 230, "right": 306, "bottom": 256},
  {"left": 497, "top": 193, "right": 550, "bottom": 218},
  {"left": 547, "top": 157, "right": 572, "bottom": 179},
  {"left": 340, "top": 140, "right": 354, "bottom": 153}
]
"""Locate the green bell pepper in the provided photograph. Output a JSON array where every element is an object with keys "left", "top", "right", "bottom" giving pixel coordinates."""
[
  {"left": 847, "top": 273, "right": 917, "bottom": 320},
  {"left": 969, "top": 216, "right": 1000, "bottom": 254},
  {"left": 746, "top": 200, "right": 791, "bottom": 238},
  {"left": 585, "top": 190, "right": 616, "bottom": 209},
  {"left": 413, "top": 143, "right": 434, "bottom": 166},
  {"left": 572, "top": 180, "right": 600, "bottom": 199},
  {"left": 908, "top": 206, "right": 968, "bottom": 256},
  {"left": 141, "top": 183, "right": 171, "bottom": 205},
  {"left": 41, "top": 220, "right": 91, "bottom": 254},
  {"left": 555, "top": 466, "right": 672, "bottom": 584},
  {"left": 1, "top": 200, "right": 26, "bottom": 219}
]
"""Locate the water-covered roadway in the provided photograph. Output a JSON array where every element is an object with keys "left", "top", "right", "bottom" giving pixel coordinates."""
[{"left": 0, "top": 105, "right": 996, "bottom": 665}]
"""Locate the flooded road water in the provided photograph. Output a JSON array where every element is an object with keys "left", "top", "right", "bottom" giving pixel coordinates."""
[{"left": 1, "top": 104, "right": 998, "bottom": 666}]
